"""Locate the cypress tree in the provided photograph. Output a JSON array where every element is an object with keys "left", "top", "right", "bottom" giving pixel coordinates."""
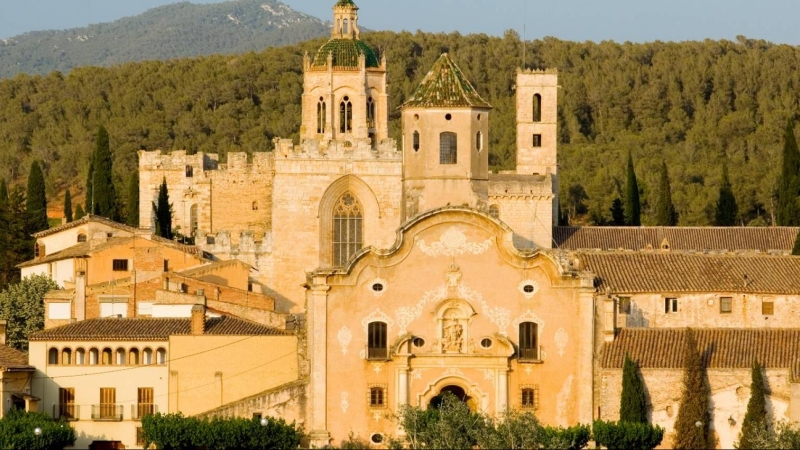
[
  {"left": 89, "top": 126, "right": 118, "bottom": 220},
  {"left": 0, "top": 179, "right": 8, "bottom": 291},
  {"left": 777, "top": 121, "right": 800, "bottom": 226},
  {"left": 673, "top": 328, "right": 713, "bottom": 449},
  {"left": 714, "top": 163, "right": 738, "bottom": 226},
  {"left": 0, "top": 178, "right": 7, "bottom": 212},
  {"left": 654, "top": 161, "right": 678, "bottom": 226},
  {"left": 620, "top": 353, "right": 648, "bottom": 423},
  {"left": 737, "top": 361, "right": 771, "bottom": 449},
  {"left": 153, "top": 177, "right": 172, "bottom": 239},
  {"left": 74, "top": 203, "right": 86, "bottom": 221},
  {"left": 624, "top": 151, "right": 641, "bottom": 226},
  {"left": 26, "top": 160, "right": 49, "bottom": 232},
  {"left": 610, "top": 198, "right": 626, "bottom": 226},
  {"left": 85, "top": 157, "right": 93, "bottom": 215},
  {"left": 63, "top": 189, "right": 73, "bottom": 223},
  {"left": 126, "top": 173, "right": 140, "bottom": 227}
]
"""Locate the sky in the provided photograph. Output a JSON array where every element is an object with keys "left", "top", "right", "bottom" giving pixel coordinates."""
[{"left": 1, "top": 0, "right": 800, "bottom": 44}]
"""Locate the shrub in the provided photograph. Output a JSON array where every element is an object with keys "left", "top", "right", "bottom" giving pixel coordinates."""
[
  {"left": 0, "top": 409, "right": 76, "bottom": 450},
  {"left": 593, "top": 419, "right": 664, "bottom": 450}
]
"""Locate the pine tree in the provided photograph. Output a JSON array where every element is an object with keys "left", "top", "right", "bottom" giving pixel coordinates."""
[
  {"left": 63, "top": 189, "right": 73, "bottom": 223},
  {"left": 153, "top": 177, "right": 172, "bottom": 239},
  {"left": 777, "top": 121, "right": 800, "bottom": 226},
  {"left": 624, "top": 151, "right": 641, "bottom": 226},
  {"left": 1, "top": 186, "right": 33, "bottom": 290},
  {"left": 26, "top": 161, "right": 49, "bottom": 233},
  {"left": 620, "top": 353, "right": 648, "bottom": 423},
  {"left": 610, "top": 198, "right": 626, "bottom": 226},
  {"left": 737, "top": 361, "right": 771, "bottom": 449},
  {"left": 714, "top": 163, "right": 738, "bottom": 226},
  {"left": 0, "top": 178, "right": 7, "bottom": 212},
  {"left": 74, "top": 204, "right": 86, "bottom": 220},
  {"left": 126, "top": 173, "right": 140, "bottom": 227},
  {"left": 85, "top": 157, "right": 93, "bottom": 215},
  {"left": 0, "top": 179, "right": 9, "bottom": 291},
  {"left": 654, "top": 161, "right": 678, "bottom": 226},
  {"left": 89, "top": 126, "right": 118, "bottom": 220},
  {"left": 673, "top": 328, "right": 713, "bottom": 449}
]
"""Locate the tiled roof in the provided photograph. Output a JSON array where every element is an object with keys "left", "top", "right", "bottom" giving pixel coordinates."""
[
  {"left": 581, "top": 252, "right": 800, "bottom": 294},
  {"left": 32, "top": 214, "right": 138, "bottom": 238},
  {"left": 793, "top": 359, "right": 800, "bottom": 382},
  {"left": 403, "top": 53, "right": 491, "bottom": 109},
  {"left": 334, "top": 0, "right": 357, "bottom": 7},
  {"left": 30, "top": 316, "right": 288, "bottom": 341},
  {"left": 0, "top": 345, "right": 33, "bottom": 371},
  {"left": 601, "top": 328, "right": 800, "bottom": 369},
  {"left": 312, "top": 39, "right": 379, "bottom": 68},
  {"left": 554, "top": 226, "right": 798, "bottom": 252},
  {"left": 17, "top": 242, "right": 92, "bottom": 268},
  {"left": 176, "top": 259, "right": 254, "bottom": 278}
]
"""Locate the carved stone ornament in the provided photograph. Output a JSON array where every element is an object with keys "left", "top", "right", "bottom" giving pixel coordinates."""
[
  {"left": 554, "top": 328, "right": 568, "bottom": 357},
  {"left": 416, "top": 227, "right": 492, "bottom": 257},
  {"left": 445, "top": 263, "right": 462, "bottom": 292},
  {"left": 362, "top": 309, "right": 394, "bottom": 334},
  {"left": 337, "top": 326, "right": 352, "bottom": 355},
  {"left": 442, "top": 321, "right": 464, "bottom": 353},
  {"left": 340, "top": 392, "right": 350, "bottom": 413}
]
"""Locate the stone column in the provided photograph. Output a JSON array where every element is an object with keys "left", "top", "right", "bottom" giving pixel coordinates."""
[
  {"left": 307, "top": 277, "right": 331, "bottom": 447},
  {"left": 397, "top": 365, "right": 409, "bottom": 408},
  {"left": 497, "top": 367, "right": 509, "bottom": 413}
]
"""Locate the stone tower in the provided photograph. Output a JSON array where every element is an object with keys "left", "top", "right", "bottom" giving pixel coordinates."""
[
  {"left": 401, "top": 54, "right": 492, "bottom": 219},
  {"left": 300, "top": 0, "right": 389, "bottom": 147}
]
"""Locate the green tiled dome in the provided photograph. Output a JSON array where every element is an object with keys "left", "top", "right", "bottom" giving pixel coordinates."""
[{"left": 312, "top": 39, "right": 379, "bottom": 69}]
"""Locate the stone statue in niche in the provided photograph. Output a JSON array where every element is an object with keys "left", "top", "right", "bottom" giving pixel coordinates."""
[{"left": 443, "top": 320, "right": 463, "bottom": 353}]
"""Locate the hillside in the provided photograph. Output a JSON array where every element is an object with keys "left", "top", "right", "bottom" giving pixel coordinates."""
[
  {"left": 0, "top": 32, "right": 796, "bottom": 226},
  {"left": 0, "top": 0, "right": 329, "bottom": 79}
]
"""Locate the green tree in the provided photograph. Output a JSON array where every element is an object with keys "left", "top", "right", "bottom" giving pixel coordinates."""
[
  {"left": 592, "top": 420, "right": 664, "bottom": 450},
  {"left": 0, "top": 409, "right": 76, "bottom": 450},
  {"left": 25, "top": 161, "right": 49, "bottom": 233},
  {"left": 610, "top": 198, "right": 626, "bottom": 226},
  {"left": 793, "top": 230, "right": 800, "bottom": 256},
  {"left": 153, "top": 177, "right": 172, "bottom": 239},
  {"left": 74, "top": 203, "right": 85, "bottom": 220},
  {"left": 89, "top": 126, "right": 118, "bottom": 220},
  {"left": 126, "top": 172, "right": 139, "bottom": 227},
  {"left": 0, "top": 186, "right": 33, "bottom": 291},
  {"left": 624, "top": 152, "right": 641, "bottom": 226},
  {"left": 673, "top": 328, "right": 713, "bottom": 449},
  {"left": 737, "top": 361, "right": 772, "bottom": 449},
  {"left": 0, "top": 180, "right": 8, "bottom": 293},
  {"left": 0, "top": 274, "right": 60, "bottom": 351},
  {"left": 620, "top": 353, "right": 648, "bottom": 423},
  {"left": 714, "top": 163, "right": 738, "bottom": 226},
  {"left": 63, "top": 189, "right": 73, "bottom": 223},
  {"left": 654, "top": 161, "right": 678, "bottom": 226},
  {"left": 777, "top": 121, "right": 800, "bottom": 226}
]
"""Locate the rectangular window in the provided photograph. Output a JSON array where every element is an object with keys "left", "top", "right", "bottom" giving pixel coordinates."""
[
  {"left": 532, "top": 134, "right": 542, "bottom": 147},
  {"left": 59, "top": 388, "right": 76, "bottom": 420},
  {"left": 519, "top": 322, "right": 539, "bottom": 361},
  {"left": 185, "top": 166, "right": 193, "bottom": 177},
  {"left": 369, "top": 386, "right": 386, "bottom": 408},
  {"left": 618, "top": 297, "right": 631, "bottom": 314},
  {"left": 521, "top": 385, "right": 539, "bottom": 410},
  {"left": 136, "top": 427, "right": 145, "bottom": 446},
  {"left": 665, "top": 298, "right": 678, "bottom": 314},
  {"left": 136, "top": 388, "right": 155, "bottom": 420},
  {"left": 367, "top": 322, "right": 388, "bottom": 360},
  {"left": 439, "top": 132, "right": 458, "bottom": 164},
  {"left": 112, "top": 259, "right": 129, "bottom": 271},
  {"left": 720, "top": 297, "right": 732, "bottom": 314},
  {"left": 762, "top": 300, "right": 774, "bottom": 315},
  {"left": 97, "top": 387, "right": 118, "bottom": 420}
]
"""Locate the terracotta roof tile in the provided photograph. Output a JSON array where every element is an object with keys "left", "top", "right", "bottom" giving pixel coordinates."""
[
  {"left": 29, "top": 316, "right": 288, "bottom": 341},
  {"left": 580, "top": 252, "right": 800, "bottom": 294},
  {"left": 554, "top": 227, "right": 798, "bottom": 252},
  {"left": 403, "top": 53, "right": 491, "bottom": 109},
  {"left": 601, "top": 328, "right": 800, "bottom": 369},
  {"left": 32, "top": 214, "right": 138, "bottom": 238},
  {"left": 0, "top": 345, "right": 33, "bottom": 370}
]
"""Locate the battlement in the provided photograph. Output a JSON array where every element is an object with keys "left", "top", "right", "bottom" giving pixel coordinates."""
[
  {"left": 274, "top": 137, "right": 401, "bottom": 161},
  {"left": 139, "top": 150, "right": 274, "bottom": 174},
  {"left": 517, "top": 67, "right": 559, "bottom": 75}
]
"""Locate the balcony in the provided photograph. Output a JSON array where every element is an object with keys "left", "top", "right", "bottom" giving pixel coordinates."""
[
  {"left": 518, "top": 346, "right": 542, "bottom": 363},
  {"left": 91, "top": 405, "right": 123, "bottom": 421},
  {"left": 131, "top": 403, "right": 158, "bottom": 421},
  {"left": 53, "top": 404, "right": 80, "bottom": 421}
]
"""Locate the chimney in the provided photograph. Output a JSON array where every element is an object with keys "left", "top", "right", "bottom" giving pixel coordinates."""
[
  {"left": 0, "top": 320, "right": 7, "bottom": 346},
  {"left": 191, "top": 304, "right": 205, "bottom": 335}
]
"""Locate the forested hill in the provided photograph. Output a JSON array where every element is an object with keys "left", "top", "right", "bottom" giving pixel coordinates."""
[
  {"left": 0, "top": 32, "right": 798, "bottom": 226},
  {"left": 0, "top": 0, "right": 329, "bottom": 79}
]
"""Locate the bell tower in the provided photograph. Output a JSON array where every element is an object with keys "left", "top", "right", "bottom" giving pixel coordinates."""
[{"left": 331, "top": 0, "right": 360, "bottom": 39}]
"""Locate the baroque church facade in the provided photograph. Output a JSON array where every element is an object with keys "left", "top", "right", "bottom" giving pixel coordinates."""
[{"left": 134, "top": 1, "right": 800, "bottom": 447}]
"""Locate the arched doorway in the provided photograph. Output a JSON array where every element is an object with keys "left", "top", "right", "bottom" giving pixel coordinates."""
[{"left": 428, "top": 385, "right": 474, "bottom": 410}]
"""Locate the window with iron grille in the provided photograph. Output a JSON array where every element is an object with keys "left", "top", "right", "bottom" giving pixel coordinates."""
[
  {"left": 720, "top": 297, "right": 732, "bottom": 314},
  {"left": 367, "top": 322, "right": 388, "bottom": 360},
  {"left": 518, "top": 322, "right": 538, "bottom": 361},
  {"left": 332, "top": 193, "right": 363, "bottom": 267},
  {"left": 521, "top": 385, "right": 539, "bottom": 410},
  {"left": 369, "top": 386, "right": 386, "bottom": 408},
  {"left": 112, "top": 259, "right": 128, "bottom": 271},
  {"left": 439, "top": 132, "right": 457, "bottom": 164}
]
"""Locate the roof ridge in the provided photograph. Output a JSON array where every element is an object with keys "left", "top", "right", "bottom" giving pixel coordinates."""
[{"left": 403, "top": 53, "right": 491, "bottom": 109}]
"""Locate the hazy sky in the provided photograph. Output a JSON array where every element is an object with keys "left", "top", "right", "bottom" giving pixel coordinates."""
[{"left": 2, "top": 0, "right": 800, "bottom": 44}]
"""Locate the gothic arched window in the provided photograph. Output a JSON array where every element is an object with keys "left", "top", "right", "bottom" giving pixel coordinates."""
[
  {"left": 340, "top": 97, "right": 353, "bottom": 133},
  {"left": 413, "top": 131, "right": 420, "bottom": 151},
  {"left": 367, "top": 97, "right": 376, "bottom": 129},
  {"left": 533, "top": 94, "right": 542, "bottom": 122},
  {"left": 317, "top": 97, "right": 326, "bottom": 133},
  {"left": 332, "top": 192, "right": 363, "bottom": 266},
  {"left": 343, "top": 19, "right": 349, "bottom": 35},
  {"left": 476, "top": 131, "right": 483, "bottom": 152},
  {"left": 440, "top": 132, "right": 457, "bottom": 164}
]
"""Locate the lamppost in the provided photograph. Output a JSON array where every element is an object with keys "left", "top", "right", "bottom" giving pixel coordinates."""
[{"left": 260, "top": 417, "right": 268, "bottom": 427}]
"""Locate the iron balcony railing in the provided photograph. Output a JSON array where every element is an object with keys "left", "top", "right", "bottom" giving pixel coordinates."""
[
  {"left": 131, "top": 403, "right": 158, "bottom": 420},
  {"left": 53, "top": 404, "right": 80, "bottom": 421},
  {"left": 91, "top": 404, "right": 123, "bottom": 421}
]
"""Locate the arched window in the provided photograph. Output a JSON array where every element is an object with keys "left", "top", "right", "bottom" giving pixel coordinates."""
[
  {"left": 533, "top": 94, "right": 542, "bottom": 122},
  {"left": 61, "top": 348, "right": 72, "bottom": 365},
  {"left": 332, "top": 192, "right": 363, "bottom": 267},
  {"left": 129, "top": 348, "right": 140, "bottom": 365},
  {"left": 76, "top": 348, "right": 86, "bottom": 365},
  {"left": 489, "top": 204, "right": 500, "bottom": 219},
  {"left": 143, "top": 348, "right": 154, "bottom": 365},
  {"left": 519, "top": 322, "right": 539, "bottom": 361},
  {"left": 317, "top": 97, "right": 326, "bottom": 133},
  {"left": 77, "top": 234, "right": 87, "bottom": 243},
  {"left": 190, "top": 204, "right": 198, "bottom": 236},
  {"left": 413, "top": 131, "right": 420, "bottom": 152},
  {"left": 343, "top": 19, "right": 349, "bottom": 35},
  {"left": 367, "top": 322, "right": 388, "bottom": 360},
  {"left": 48, "top": 348, "right": 59, "bottom": 365},
  {"left": 521, "top": 386, "right": 539, "bottom": 409},
  {"left": 89, "top": 348, "right": 99, "bottom": 365},
  {"left": 156, "top": 348, "right": 167, "bottom": 365},
  {"left": 252, "top": 201, "right": 258, "bottom": 211},
  {"left": 366, "top": 97, "right": 376, "bottom": 129},
  {"left": 34, "top": 243, "right": 40, "bottom": 258},
  {"left": 440, "top": 132, "right": 457, "bottom": 164},
  {"left": 370, "top": 386, "right": 386, "bottom": 408},
  {"left": 340, "top": 97, "right": 353, "bottom": 133},
  {"left": 115, "top": 348, "right": 126, "bottom": 365},
  {"left": 101, "top": 348, "right": 113, "bottom": 365},
  {"left": 476, "top": 131, "right": 483, "bottom": 152}
]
